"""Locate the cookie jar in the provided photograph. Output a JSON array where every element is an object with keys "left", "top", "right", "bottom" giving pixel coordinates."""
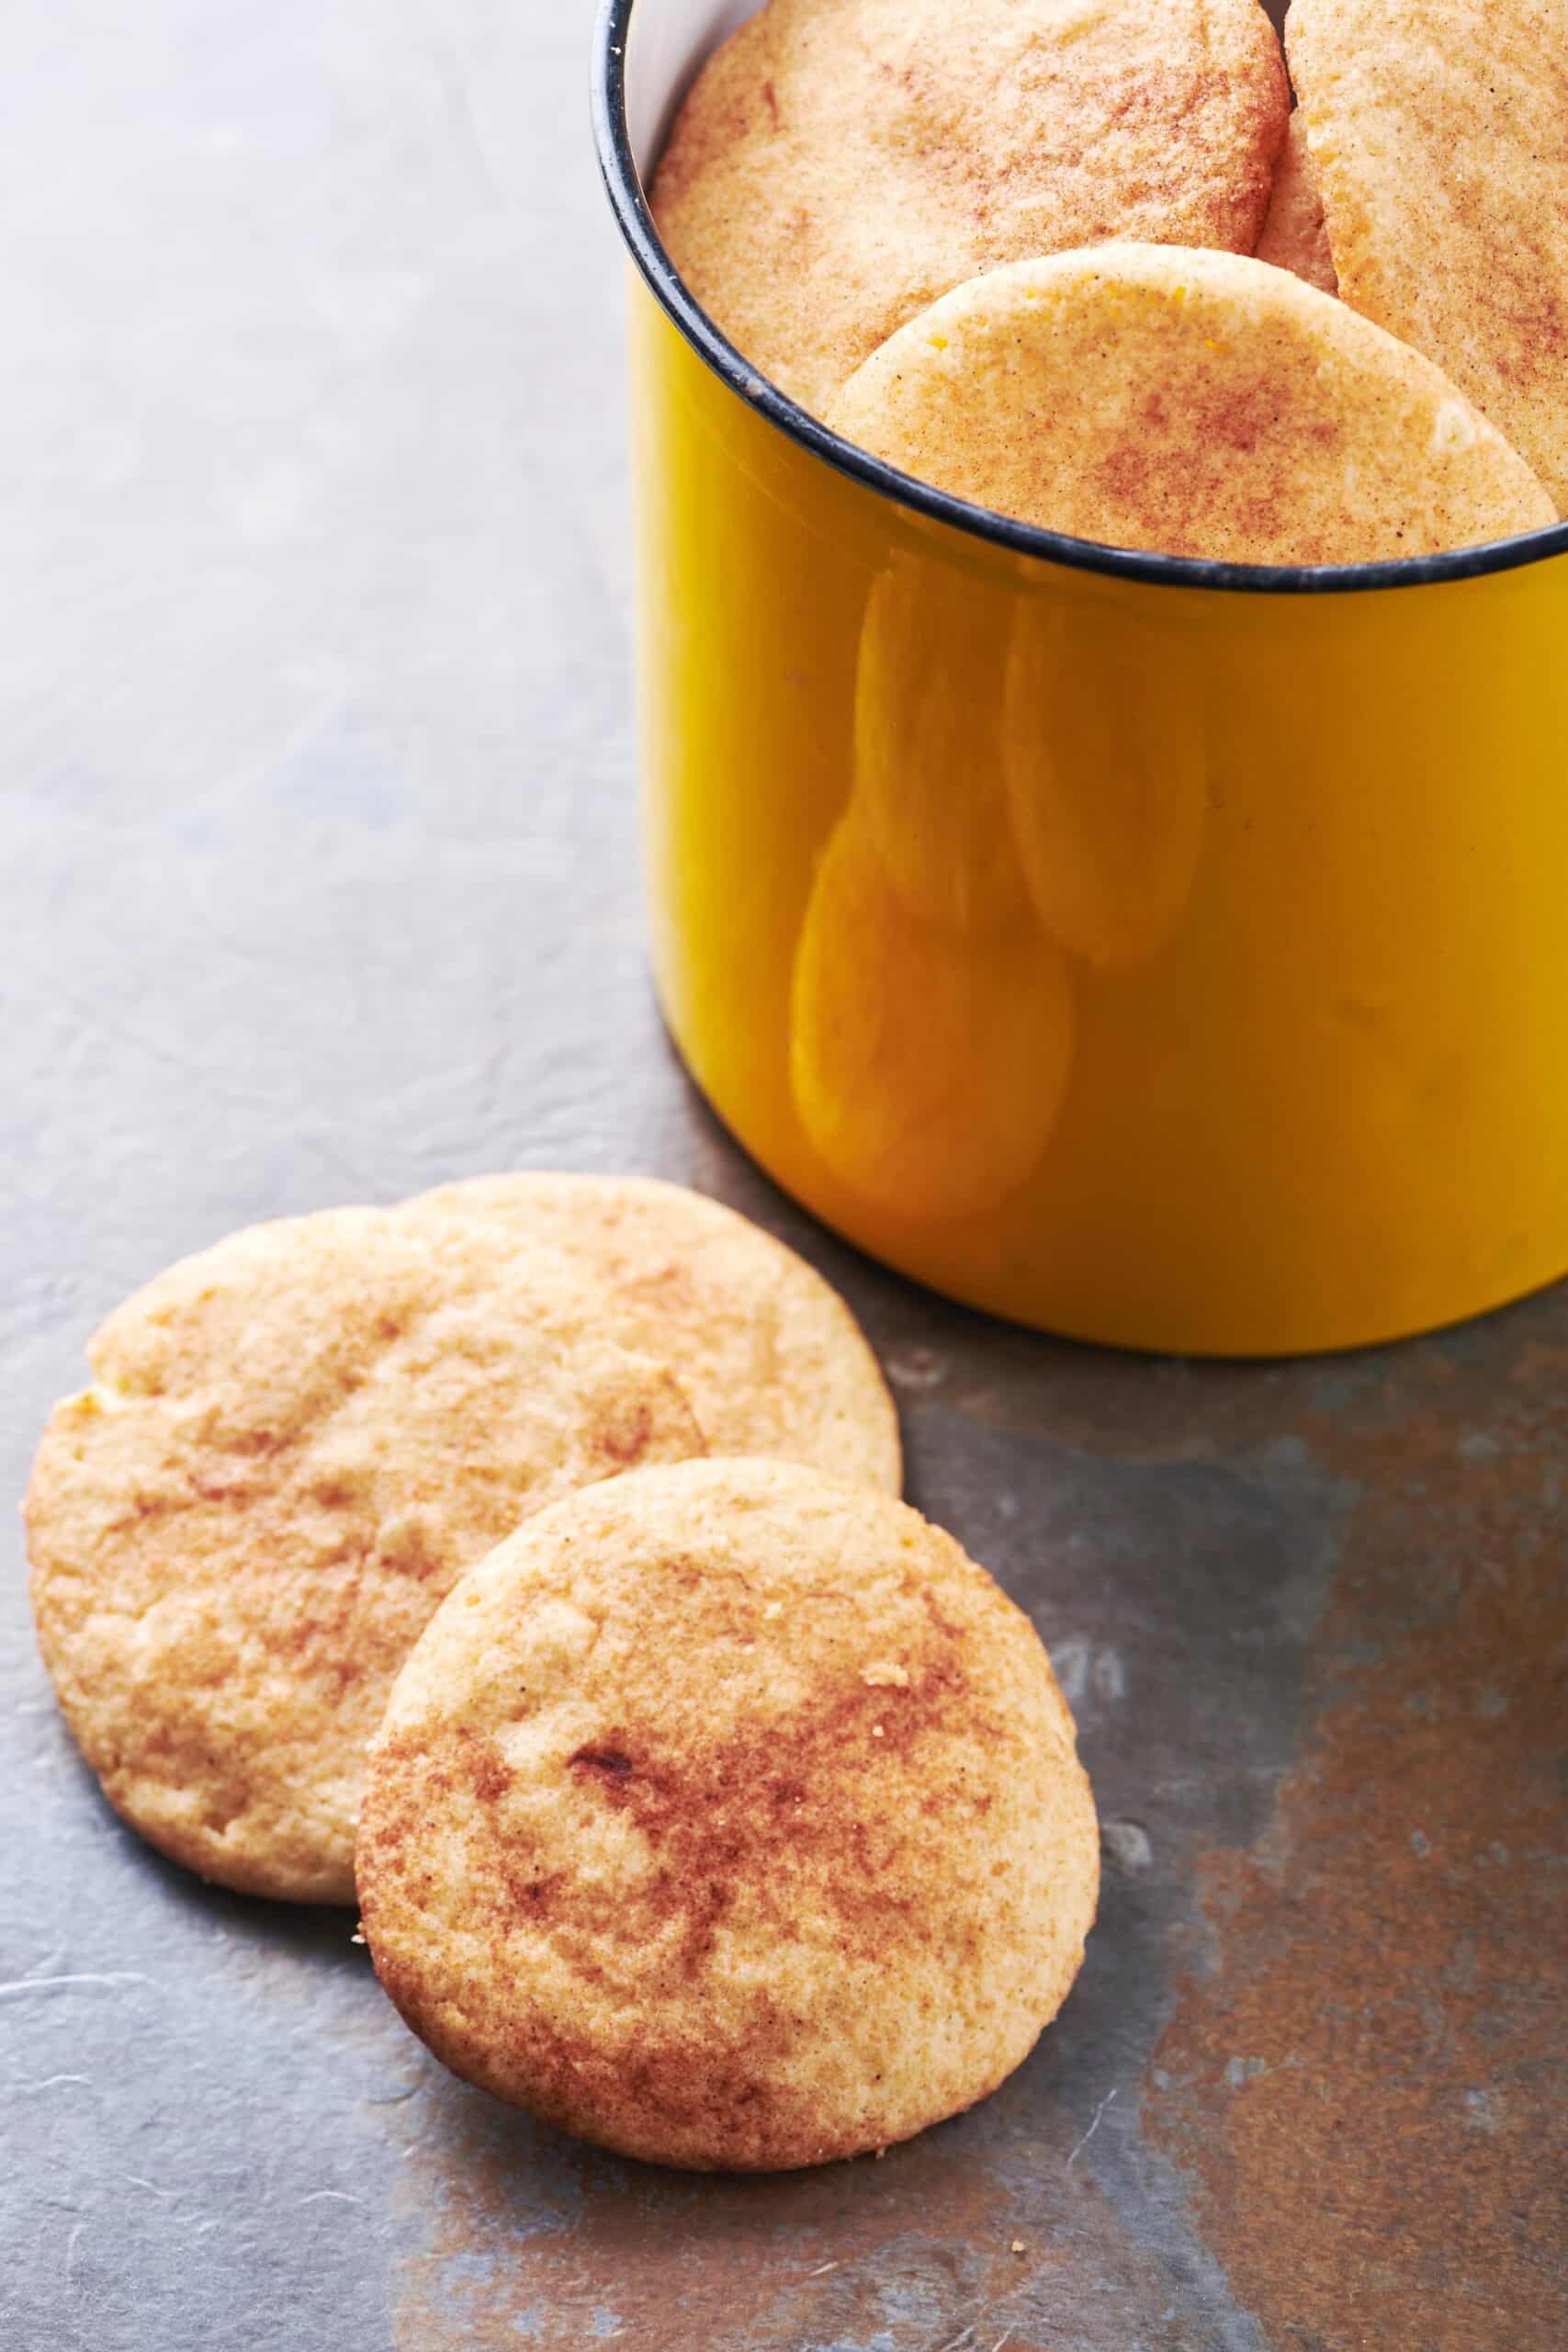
[{"left": 594, "top": 0, "right": 1568, "bottom": 1354}]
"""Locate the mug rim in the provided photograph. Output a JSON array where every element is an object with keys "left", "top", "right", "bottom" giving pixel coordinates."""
[{"left": 592, "top": 0, "right": 1568, "bottom": 599}]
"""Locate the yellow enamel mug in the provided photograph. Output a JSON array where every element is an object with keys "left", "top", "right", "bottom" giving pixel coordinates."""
[{"left": 592, "top": 0, "right": 1568, "bottom": 1357}]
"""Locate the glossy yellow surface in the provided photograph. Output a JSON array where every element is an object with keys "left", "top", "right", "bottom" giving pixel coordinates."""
[{"left": 629, "top": 278, "right": 1568, "bottom": 1354}]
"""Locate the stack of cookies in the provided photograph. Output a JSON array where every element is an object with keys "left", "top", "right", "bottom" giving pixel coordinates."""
[
  {"left": 652, "top": 0, "right": 1566, "bottom": 561},
  {"left": 26, "top": 1173, "right": 1099, "bottom": 2171}
]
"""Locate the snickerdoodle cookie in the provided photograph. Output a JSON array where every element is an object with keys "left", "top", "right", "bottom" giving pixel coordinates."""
[
  {"left": 652, "top": 0, "right": 1289, "bottom": 414},
  {"left": 403, "top": 1172, "right": 900, "bottom": 1493},
  {"left": 826, "top": 245, "right": 1554, "bottom": 561},
  {"left": 357, "top": 1458, "right": 1100, "bottom": 2172},
  {"left": 1286, "top": 0, "right": 1568, "bottom": 511},
  {"left": 27, "top": 1208, "right": 705, "bottom": 1902}
]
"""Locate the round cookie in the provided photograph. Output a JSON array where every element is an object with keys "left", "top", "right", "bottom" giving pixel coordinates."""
[
  {"left": 357, "top": 1458, "right": 1100, "bottom": 2173},
  {"left": 1287, "top": 0, "right": 1568, "bottom": 512},
  {"left": 652, "top": 0, "right": 1290, "bottom": 416},
  {"left": 825, "top": 245, "right": 1556, "bottom": 563},
  {"left": 791, "top": 817, "right": 1076, "bottom": 1227},
  {"left": 1256, "top": 112, "right": 1338, "bottom": 298},
  {"left": 402, "top": 1173, "right": 900, "bottom": 1494},
  {"left": 26, "top": 1208, "right": 705, "bottom": 1903}
]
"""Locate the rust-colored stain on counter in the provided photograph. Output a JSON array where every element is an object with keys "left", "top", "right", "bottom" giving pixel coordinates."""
[
  {"left": 394, "top": 2106, "right": 1043, "bottom": 2350},
  {"left": 392, "top": 2064, "right": 1207, "bottom": 2349},
  {"left": 379, "top": 1315, "right": 1568, "bottom": 2350},
  {"left": 1148, "top": 1351, "right": 1568, "bottom": 2350}
]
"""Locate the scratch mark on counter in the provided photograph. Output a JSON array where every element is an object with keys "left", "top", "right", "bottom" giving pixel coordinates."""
[
  {"left": 0, "top": 1972, "right": 154, "bottom": 2002},
  {"left": 1066, "top": 2087, "right": 1118, "bottom": 2167}
]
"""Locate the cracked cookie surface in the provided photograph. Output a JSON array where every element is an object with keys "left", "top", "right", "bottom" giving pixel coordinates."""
[
  {"left": 26, "top": 1206, "right": 705, "bottom": 1902},
  {"left": 358, "top": 1458, "right": 1100, "bottom": 2170},
  {"left": 652, "top": 0, "right": 1290, "bottom": 415},
  {"left": 403, "top": 1172, "right": 900, "bottom": 1494}
]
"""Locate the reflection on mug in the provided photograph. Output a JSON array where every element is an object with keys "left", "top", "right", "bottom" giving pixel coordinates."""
[
  {"left": 852, "top": 558, "right": 1031, "bottom": 933},
  {"left": 790, "top": 816, "right": 1076, "bottom": 1227},
  {"left": 1005, "top": 607, "right": 1209, "bottom": 970}
]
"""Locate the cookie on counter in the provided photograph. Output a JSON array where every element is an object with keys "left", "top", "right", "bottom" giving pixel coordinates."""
[
  {"left": 358, "top": 1459, "right": 1098, "bottom": 2172},
  {"left": 652, "top": 0, "right": 1289, "bottom": 416},
  {"left": 403, "top": 1172, "right": 900, "bottom": 1494},
  {"left": 826, "top": 245, "right": 1554, "bottom": 562},
  {"left": 26, "top": 1208, "right": 705, "bottom": 1903}
]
